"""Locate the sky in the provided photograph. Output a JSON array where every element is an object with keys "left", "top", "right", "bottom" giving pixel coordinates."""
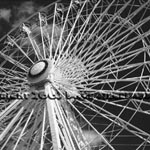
[{"left": 0, "top": 0, "right": 58, "bottom": 38}]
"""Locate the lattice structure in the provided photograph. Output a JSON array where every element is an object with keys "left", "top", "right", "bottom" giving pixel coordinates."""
[{"left": 0, "top": 0, "right": 150, "bottom": 149}]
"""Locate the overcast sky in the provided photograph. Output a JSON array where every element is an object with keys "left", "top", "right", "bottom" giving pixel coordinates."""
[{"left": 0, "top": 0, "right": 58, "bottom": 38}]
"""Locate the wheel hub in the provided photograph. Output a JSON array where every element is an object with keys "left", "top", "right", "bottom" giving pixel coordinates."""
[
  {"left": 30, "top": 61, "right": 46, "bottom": 76},
  {"left": 27, "top": 59, "right": 51, "bottom": 86}
]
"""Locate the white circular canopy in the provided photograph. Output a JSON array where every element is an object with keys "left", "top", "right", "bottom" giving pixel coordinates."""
[{"left": 30, "top": 61, "right": 46, "bottom": 76}]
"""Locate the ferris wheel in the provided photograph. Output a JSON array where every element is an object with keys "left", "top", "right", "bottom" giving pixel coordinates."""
[{"left": 0, "top": 0, "right": 150, "bottom": 149}]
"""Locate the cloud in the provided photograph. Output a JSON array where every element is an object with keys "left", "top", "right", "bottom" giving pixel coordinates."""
[
  {"left": 0, "top": 8, "right": 11, "bottom": 22},
  {"left": 17, "top": 1, "right": 37, "bottom": 14},
  {"left": 83, "top": 130, "right": 104, "bottom": 147},
  {"left": 0, "top": 1, "right": 43, "bottom": 38},
  {"left": 12, "top": 1, "right": 42, "bottom": 27}
]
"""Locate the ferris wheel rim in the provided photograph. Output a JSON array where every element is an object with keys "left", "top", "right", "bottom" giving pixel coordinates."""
[{"left": 0, "top": 0, "right": 150, "bottom": 149}]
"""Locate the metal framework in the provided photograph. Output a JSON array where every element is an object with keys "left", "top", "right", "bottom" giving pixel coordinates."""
[{"left": 0, "top": 0, "right": 150, "bottom": 149}]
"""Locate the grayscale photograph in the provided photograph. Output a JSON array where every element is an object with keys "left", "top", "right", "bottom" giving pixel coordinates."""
[{"left": 0, "top": 0, "right": 150, "bottom": 149}]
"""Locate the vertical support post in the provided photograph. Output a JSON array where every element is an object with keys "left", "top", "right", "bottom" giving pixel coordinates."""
[
  {"left": 45, "top": 83, "right": 62, "bottom": 150},
  {"left": 45, "top": 82, "right": 89, "bottom": 150}
]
